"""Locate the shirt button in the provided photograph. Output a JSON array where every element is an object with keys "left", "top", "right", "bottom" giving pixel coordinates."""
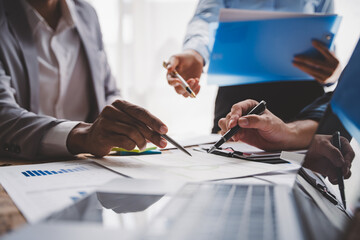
[
  {"left": 15, "top": 145, "right": 21, "bottom": 154},
  {"left": 3, "top": 144, "right": 9, "bottom": 151}
]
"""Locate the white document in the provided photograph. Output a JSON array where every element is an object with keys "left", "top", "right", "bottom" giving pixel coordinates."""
[
  {"left": 163, "top": 134, "right": 220, "bottom": 150},
  {"left": 280, "top": 151, "right": 306, "bottom": 166},
  {"left": 0, "top": 160, "right": 121, "bottom": 223},
  {"left": 219, "top": 8, "right": 336, "bottom": 22},
  {"left": 95, "top": 150, "right": 285, "bottom": 182}
]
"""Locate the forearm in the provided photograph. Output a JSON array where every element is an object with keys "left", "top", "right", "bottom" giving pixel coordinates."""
[{"left": 0, "top": 75, "right": 63, "bottom": 159}]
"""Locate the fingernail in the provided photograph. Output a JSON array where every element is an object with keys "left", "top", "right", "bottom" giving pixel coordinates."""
[
  {"left": 139, "top": 145, "right": 146, "bottom": 151},
  {"left": 160, "top": 139, "right": 167, "bottom": 148},
  {"left": 238, "top": 118, "right": 249, "bottom": 126},
  {"left": 228, "top": 120, "right": 235, "bottom": 127},
  {"left": 160, "top": 126, "right": 168, "bottom": 134}
]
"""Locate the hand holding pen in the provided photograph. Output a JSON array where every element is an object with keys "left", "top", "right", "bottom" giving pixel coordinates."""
[
  {"left": 164, "top": 50, "right": 203, "bottom": 98},
  {"left": 163, "top": 61, "right": 197, "bottom": 98},
  {"left": 217, "top": 99, "right": 313, "bottom": 151},
  {"left": 209, "top": 100, "right": 267, "bottom": 153}
]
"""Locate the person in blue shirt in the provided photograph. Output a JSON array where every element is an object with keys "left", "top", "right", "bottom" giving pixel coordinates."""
[{"left": 166, "top": 0, "right": 339, "bottom": 133}]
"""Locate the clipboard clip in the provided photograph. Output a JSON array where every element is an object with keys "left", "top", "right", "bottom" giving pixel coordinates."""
[{"left": 299, "top": 168, "right": 338, "bottom": 206}]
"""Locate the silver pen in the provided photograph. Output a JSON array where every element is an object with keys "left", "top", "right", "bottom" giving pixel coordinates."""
[{"left": 163, "top": 61, "right": 196, "bottom": 98}]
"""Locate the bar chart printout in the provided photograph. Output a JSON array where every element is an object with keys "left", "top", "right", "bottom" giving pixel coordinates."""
[
  {"left": 21, "top": 166, "right": 88, "bottom": 177},
  {"left": 0, "top": 160, "right": 120, "bottom": 223}
]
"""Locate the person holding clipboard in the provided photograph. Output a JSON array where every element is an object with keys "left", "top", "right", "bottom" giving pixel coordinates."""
[{"left": 166, "top": 0, "right": 339, "bottom": 133}]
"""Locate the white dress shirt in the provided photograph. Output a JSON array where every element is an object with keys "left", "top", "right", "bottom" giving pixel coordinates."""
[{"left": 23, "top": 0, "right": 91, "bottom": 156}]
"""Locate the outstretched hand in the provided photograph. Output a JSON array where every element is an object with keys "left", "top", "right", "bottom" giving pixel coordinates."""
[{"left": 166, "top": 49, "right": 203, "bottom": 97}]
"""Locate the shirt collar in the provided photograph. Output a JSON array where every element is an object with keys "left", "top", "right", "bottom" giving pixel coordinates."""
[{"left": 22, "top": 0, "right": 77, "bottom": 33}]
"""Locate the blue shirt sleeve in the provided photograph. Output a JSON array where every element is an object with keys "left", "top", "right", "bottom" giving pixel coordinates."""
[
  {"left": 296, "top": 91, "right": 333, "bottom": 121},
  {"left": 183, "top": 0, "right": 224, "bottom": 65}
]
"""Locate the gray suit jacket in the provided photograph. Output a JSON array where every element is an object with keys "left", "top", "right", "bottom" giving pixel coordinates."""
[{"left": 0, "top": 0, "right": 121, "bottom": 159}]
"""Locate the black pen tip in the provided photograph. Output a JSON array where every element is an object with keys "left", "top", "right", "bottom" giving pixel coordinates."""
[{"left": 208, "top": 146, "right": 216, "bottom": 154}]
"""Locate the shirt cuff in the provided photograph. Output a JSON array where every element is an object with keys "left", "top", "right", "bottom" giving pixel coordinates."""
[
  {"left": 40, "top": 121, "right": 80, "bottom": 157},
  {"left": 183, "top": 39, "right": 210, "bottom": 66}
]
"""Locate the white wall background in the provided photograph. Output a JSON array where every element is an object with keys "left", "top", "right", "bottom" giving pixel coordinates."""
[
  {"left": 87, "top": 0, "right": 217, "bottom": 138},
  {"left": 86, "top": 0, "right": 360, "bottom": 137}
]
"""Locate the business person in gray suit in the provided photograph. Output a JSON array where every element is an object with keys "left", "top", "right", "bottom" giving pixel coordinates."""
[{"left": 0, "top": 0, "right": 168, "bottom": 160}]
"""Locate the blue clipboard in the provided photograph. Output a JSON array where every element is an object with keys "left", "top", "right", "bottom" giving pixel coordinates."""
[
  {"left": 331, "top": 39, "right": 360, "bottom": 143},
  {"left": 208, "top": 14, "right": 341, "bottom": 86}
]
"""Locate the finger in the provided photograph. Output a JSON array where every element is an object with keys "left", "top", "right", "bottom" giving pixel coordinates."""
[
  {"left": 237, "top": 112, "right": 273, "bottom": 132},
  {"left": 317, "top": 139, "right": 345, "bottom": 168},
  {"left": 340, "top": 137, "right": 355, "bottom": 169},
  {"left": 228, "top": 114, "right": 240, "bottom": 129},
  {"left": 193, "top": 84, "right": 201, "bottom": 95},
  {"left": 218, "top": 118, "right": 228, "bottom": 132},
  {"left": 344, "top": 169, "right": 352, "bottom": 179},
  {"left": 105, "top": 120, "right": 147, "bottom": 150},
  {"left": 174, "top": 85, "right": 189, "bottom": 97},
  {"left": 228, "top": 99, "right": 259, "bottom": 128},
  {"left": 230, "top": 99, "right": 259, "bottom": 116},
  {"left": 112, "top": 100, "right": 168, "bottom": 134},
  {"left": 187, "top": 78, "right": 200, "bottom": 96},
  {"left": 193, "top": 78, "right": 201, "bottom": 94},
  {"left": 167, "top": 55, "right": 180, "bottom": 72},
  {"left": 112, "top": 135, "right": 136, "bottom": 151},
  {"left": 292, "top": 61, "right": 329, "bottom": 82},
  {"left": 167, "top": 76, "right": 182, "bottom": 86},
  {"left": 187, "top": 78, "right": 198, "bottom": 89},
  {"left": 101, "top": 106, "right": 167, "bottom": 148},
  {"left": 104, "top": 134, "right": 137, "bottom": 151},
  {"left": 293, "top": 56, "right": 335, "bottom": 72},
  {"left": 312, "top": 40, "right": 338, "bottom": 62},
  {"left": 329, "top": 177, "right": 338, "bottom": 185},
  {"left": 182, "top": 92, "right": 190, "bottom": 98}
]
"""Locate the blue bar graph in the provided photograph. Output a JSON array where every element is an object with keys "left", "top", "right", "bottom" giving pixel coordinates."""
[{"left": 21, "top": 167, "right": 88, "bottom": 177}]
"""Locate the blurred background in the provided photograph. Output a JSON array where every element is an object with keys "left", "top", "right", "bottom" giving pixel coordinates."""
[{"left": 86, "top": 0, "right": 360, "bottom": 137}]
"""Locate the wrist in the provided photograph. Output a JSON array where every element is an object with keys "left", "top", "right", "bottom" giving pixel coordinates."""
[
  {"left": 285, "top": 120, "right": 318, "bottom": 150},
  {"left": 66, "top": 122, "right": 91, "bottom": 155},
  {"left": 184, "top": 49, "right": 204, "bottom": 66}
]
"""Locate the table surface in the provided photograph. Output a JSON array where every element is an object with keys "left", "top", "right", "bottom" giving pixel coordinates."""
[{"left": 1, "top": 156, "right": 360, "bottom": 239}]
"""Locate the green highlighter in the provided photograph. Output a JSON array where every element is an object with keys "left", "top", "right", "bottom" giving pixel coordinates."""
[{"left": 111, "top": 146, "right": 161, "bottom": 156}]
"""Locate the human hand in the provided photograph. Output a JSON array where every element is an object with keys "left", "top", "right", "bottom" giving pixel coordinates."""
[
  {"left": 66, "top": 100, "right": 168, "bottom": 157},
  {"left": 166, "top": 49, "right": 203, "bottom": 97},
  {"left": 218, "top": 99, "right": 318, "bottom": 151},
  {"left": 293, "top": 40, "right": 339, "bottom": 84},
  {"left": 303, "top": 134, "right": 355, "bottom": 184}
]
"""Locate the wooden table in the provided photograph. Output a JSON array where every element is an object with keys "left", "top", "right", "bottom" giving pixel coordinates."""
[{"left": 0, "top": 185, "right": 26, "bottom": 236}]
